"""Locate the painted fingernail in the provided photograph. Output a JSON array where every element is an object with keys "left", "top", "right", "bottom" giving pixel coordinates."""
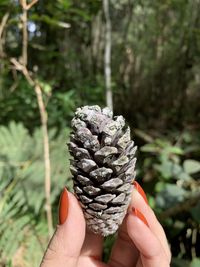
[
  {"left": 132, "top": 207, "right": 149, "bottom": 227},
  {"left": 133, "top": 181, "right": 148, "bottom": 204},
  {"left": 59, "top": 188, "right": 69, "bottom": 224}
]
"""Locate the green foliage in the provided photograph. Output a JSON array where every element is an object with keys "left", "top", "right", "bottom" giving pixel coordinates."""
[
  {"left": 0, "top": 122, "right": 72, "bottom": 266},
  {"left": 171, "top": 257, "right": 200, "bottom": 267},
  {"left": 136, "top": 129, "right": 200, "bottom": 262},
  {"left": 139, "top": 130, "right": 200, "bottom": 209},
  {"left": 191, "top": 258, "right": 200, "bottom": 267},
  {"left": 183, "top": 160, "right": 200, "bottom": 175}
]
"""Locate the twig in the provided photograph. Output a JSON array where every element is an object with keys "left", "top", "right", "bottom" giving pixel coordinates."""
[
  {"left": 159, "top": 191, "right": 200, "bottom": 220},
  {"left": 20, "top": 0, "right": 38, "bottom": 66},
  {"left": 0, "top": 12, "right": 9, "bottom": 57},
  {"left": 34, "top": 84, "right": 53, "bottom": 237},
  {"left": 20, "top": 0, "right": 28, "bottom": 66},
  {"left": 103, "top": 0, "right": 113, "bottom": 111},
  {"left": 18, "top": 0, "right": 53, "bottom": 238},
  {"left": 10, "top": 58, "right": 33, "bottom": 85},
  {"left": 0, "top": 12, "right": 9, "bottom": 40},
  {"left": 26, "top": 0, "right": 39, "bottom": 10}
]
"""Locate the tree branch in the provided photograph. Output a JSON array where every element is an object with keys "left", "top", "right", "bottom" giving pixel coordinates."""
[
  {"left": 103, "top": 0, "right": 113, "bottom": 111},
  {"left": 18, "top": 0, "right": 53, "bottom": 238},
  {"left": 11, "top": 58, "right": 53, "bottom": 237}
]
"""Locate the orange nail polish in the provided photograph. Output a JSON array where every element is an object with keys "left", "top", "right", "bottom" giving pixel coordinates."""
[
  {"left": 132, "top": 207, "right": 149, "bottom": 227},
  {"left": 133, "top": 181, "right": 148, "bottom": 204},
  {"left": 59, "top": 188, "right": 69, "bottom": 224}
]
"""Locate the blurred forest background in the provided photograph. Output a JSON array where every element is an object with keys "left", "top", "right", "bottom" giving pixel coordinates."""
[{"left": 0, "top": 0, "right": 200, "bottom": 266}]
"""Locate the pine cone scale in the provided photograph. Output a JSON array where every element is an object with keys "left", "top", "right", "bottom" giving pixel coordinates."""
[{"left": 68, "top": 105, "right": 137, "bottom": 236}]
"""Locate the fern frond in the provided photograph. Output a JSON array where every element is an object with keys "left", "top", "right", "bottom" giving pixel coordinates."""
[{"left": 0, "top": 122, "right": 72, "bottom": 266}]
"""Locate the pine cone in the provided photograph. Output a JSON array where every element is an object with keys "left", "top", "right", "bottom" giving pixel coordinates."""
[{"left": 68, "top": 105, "right": 137, "bottom": 236}]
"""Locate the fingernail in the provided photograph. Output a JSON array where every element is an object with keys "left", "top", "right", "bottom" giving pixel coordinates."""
[
  {"left": 132, "top": 207, "right": 149, "bottom": 227},
  {"left": 59, "top": 188, "right": 69, "bottom": 224},
  {"left": 133, "top": 181, "right": 148, "bottom": 204}
]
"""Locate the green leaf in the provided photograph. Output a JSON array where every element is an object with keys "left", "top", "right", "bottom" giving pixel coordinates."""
[
  {"left": 190, "top": 202, "right": 200, "bottom": 223},
  {"left": 155, "top": 161, "right": 172, "bottom": 179},
  {"left": 163, "top": 146, "right": 183, "bottom": 155},
  {"left": 155, "top": 181, "right": 165, "bottom": 192},
  {"left": 190, "top": 258, "right": 200, "bottom": 267},
  {"left": 171, "top": 258, "right": 190, "bottom": 267},
  {"left": 183, "top": 160, "right": 200, "bottom": 174},
  {"left": 141, "top": 144, "right": 160, "bottom": 153},
  {"left": 156, "top": 184, "right": 186, "bottom": 209},
  {"left": 178, "top": 172, "right": 192, "bottom": 181},
  {"left": 155, "top": 160, "right": 183, "bottom": 179}
]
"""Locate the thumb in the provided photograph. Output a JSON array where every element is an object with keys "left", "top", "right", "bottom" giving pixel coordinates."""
[{"left": 40, "top": 188, "right": 86, "bottom": 267}]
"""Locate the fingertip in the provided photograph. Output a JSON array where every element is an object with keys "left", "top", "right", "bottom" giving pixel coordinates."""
[
  {"left": 133, "top": 181, "right": 148, "bottom": 205},
  {"left": 132, "top": 207, "right": 149, "bottom": 227},
  {"left": 59, "top": 188, "right": 69, "bottom": 225}
]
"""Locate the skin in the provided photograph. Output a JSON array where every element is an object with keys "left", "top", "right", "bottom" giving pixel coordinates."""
[{"left": 40, "top": 189, "right": 171, "bottom": 267}]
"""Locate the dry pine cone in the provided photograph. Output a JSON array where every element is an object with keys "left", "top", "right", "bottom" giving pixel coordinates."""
[{"left": 68, "top": 105, "right": 137, "bottom": 236}]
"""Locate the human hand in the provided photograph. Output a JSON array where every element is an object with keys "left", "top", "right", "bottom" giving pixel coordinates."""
[{"left": 40, "top": 181, "right": 171, "bottom": 267}]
